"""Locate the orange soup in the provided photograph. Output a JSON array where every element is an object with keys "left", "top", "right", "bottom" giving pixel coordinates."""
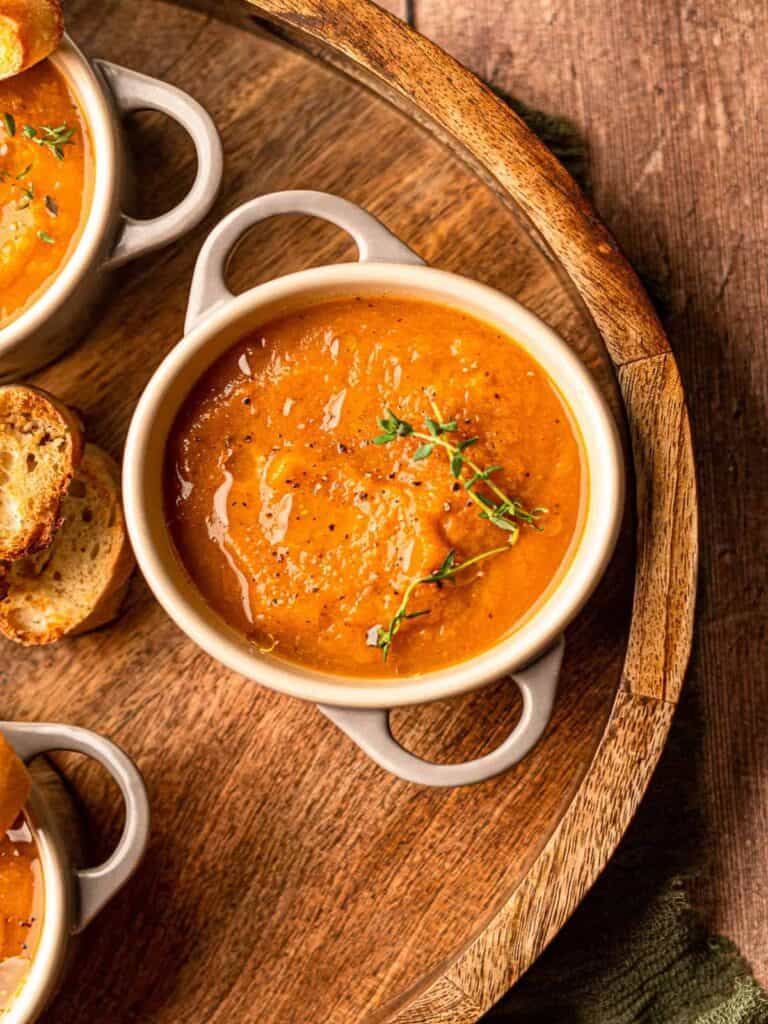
[
  {"left": 0, "top": 59, "right": 91, "bottom": 328},
  {"left": 0, "top": 815, "right": 42, "bottom": 1011},
  {"left": 165, "top": 297, "right": 585, "bottom": 677}
]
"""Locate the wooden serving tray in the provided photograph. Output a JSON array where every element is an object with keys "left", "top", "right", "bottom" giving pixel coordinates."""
[{"left": 5, "top": 2, "right": 697, "bottom": 1022}]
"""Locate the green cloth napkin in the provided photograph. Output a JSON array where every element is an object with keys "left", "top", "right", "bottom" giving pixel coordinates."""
[
  {"left": 485, "top": 871, "right": 768, "bottom": 1024},
  {"left": 474, "top": 94, "right": 768, "bottom": 1024}
]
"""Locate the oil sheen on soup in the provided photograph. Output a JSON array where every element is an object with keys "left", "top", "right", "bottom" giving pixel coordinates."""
[
  {"left": 165, "top": 297, "right": 585, "bottom": 677},
  {"left": 0, "top": 816, "right": 42, "bottom": 1011},
  {"left": 0, "top": 59, "right": 91, "bottom": 328}
]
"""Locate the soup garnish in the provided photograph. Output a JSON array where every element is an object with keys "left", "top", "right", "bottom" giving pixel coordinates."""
[
  {"left": 165, "top": 296, "right": 585, "bottom": 677},
  {"left": 372, "top": 544, "right": 512, "bottom": 661},
  {"left": 0, "top": 59, "right": 91, "bottom": 328},
  {"left": 374, "top": 402, "right": 547, "bottom": 534},
  {"left": 369, "top": 399, "right": 546, "bottom": 659}
]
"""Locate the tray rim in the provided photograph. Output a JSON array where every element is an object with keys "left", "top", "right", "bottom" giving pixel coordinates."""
[{"left": 149, "top": 2, "right": 699, "bottom": 1019}]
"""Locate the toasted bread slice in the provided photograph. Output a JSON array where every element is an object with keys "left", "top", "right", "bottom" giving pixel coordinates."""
[
  {"left": 0, "top": 385, "right": 84, "bottom": 563},
  {"left": 0, "top": 0, "right": 63, "bottom": 80},
  {"left": 0, "top": 444, "right": 135, "bottom": 645},
  {"left": 0, "top": 732, "right": 30, "bottom": 833}
]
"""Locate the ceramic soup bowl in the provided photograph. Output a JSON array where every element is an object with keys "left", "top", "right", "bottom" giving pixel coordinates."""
[
  {"left": 0, "top": 721, "right": 150, "bottom": 1023},
  {"left": 123, "top": 190, "right": 624, "bottom": 787},
  {"left": 0, "top": 35, "right": 223, "bottom": 381}
]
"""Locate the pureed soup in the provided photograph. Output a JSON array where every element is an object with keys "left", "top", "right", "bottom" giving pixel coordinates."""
[
  {"left": 0, "top": 815, "right": 42, "bottom": 1011},
  {"left": 165, "top": 297, "right": 586, "bottom": 678},
  {"left": 0, "top": 59, "right": 91, "bottom": 329}
]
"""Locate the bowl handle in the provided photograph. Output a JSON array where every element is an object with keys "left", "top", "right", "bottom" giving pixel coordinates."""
[
  {"left": 0, "top": 722, "right": 150, "bottom": 932},
  {"left": 318, "top": 637, "right": 564, "bottom": 787},
  {"left": 184, "top": 190, "right": 424, "bottom": 333},
  {"left": 94, "top": 59, "right": 223, "bottom": 271}
]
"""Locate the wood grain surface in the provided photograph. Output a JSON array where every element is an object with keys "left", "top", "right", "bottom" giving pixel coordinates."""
[
  {"left": 1, "top": 1, "right": 698, "bottom": 1021},
  {"left": 404, "top": 0, "right": 766, "bottom": 987}
]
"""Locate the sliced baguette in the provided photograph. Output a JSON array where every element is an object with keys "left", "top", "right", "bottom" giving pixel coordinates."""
[
  {"left": 0, "top": 385, "right": 84, "bottom": 563},
  {"left": 0, "top": 444, "right": 135, "bottom": 645},
  {"left": 0, "top": 0, "right": 63, "bottom": 80},
  {"left": 0, "top": 733, "right": 30, "bottom": 833}
]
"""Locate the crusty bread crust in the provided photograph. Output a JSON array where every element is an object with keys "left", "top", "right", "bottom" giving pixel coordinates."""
[
  {"left": 69, "top": 445, "right": 135, "bottom": 637},
  {"left": 0, "top": 385, "right": 85, "bottom": 562},
  {"left": 0, "top": 732, "right": 30, "bottom": 833},
  {"left": 0, "top": 444, "right": 135, "bottom": 645},
  {"left": 0, "top": 0, "right": 63, "bottom": 80}
]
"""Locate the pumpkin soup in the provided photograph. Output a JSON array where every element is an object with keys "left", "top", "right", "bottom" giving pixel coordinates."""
[
  {"left": 0, "top": 816, "right": 42, "bottom": 1012},
  {"left": 165, "top": 297, "right": 585, "bottom": 677},
  {"left": 0, "top": 58, "right": 91, "bottom": 329}
]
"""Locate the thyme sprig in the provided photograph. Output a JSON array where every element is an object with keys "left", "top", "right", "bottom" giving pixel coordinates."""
[
  {"left": 373, "top": 398, "right": 546, "bottom": 540},
  {"left": 22, "top": 123, "right": 76, "bottom": 160},
  {"left": 372, "top": 546, "right": 510, "bottom": 661}
]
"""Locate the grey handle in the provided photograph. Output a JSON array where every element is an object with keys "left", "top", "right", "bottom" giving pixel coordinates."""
[
  {"left": 319, "top": 637, "right": 565, "bottom": 787},
  {"left": 0, "top": 721, "right": 150, "bottom": 932},
  {"left": 185, "top": 189, "right": 424, "bottom": 332},
  {"left": 95, "top": 59, "right": 223, "bottom": 270}
]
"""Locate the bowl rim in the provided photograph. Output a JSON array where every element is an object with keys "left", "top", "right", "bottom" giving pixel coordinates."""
[
  {"left": 3, "top": 790, "right": 70, "bottom": 1024},
  {"left": 0, "top": 34, "right": 117, "bottom": 359},
  {"left": 123, "top": 262, "right": 626, "bottom": 708}
]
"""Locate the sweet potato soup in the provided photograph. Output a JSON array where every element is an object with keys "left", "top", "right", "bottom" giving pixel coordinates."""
[
  {"left": 0, "top": 815, "right": 42, "bottom": 1011},
  {"left": 165, "top": 297, "right": 585, "bottom": 677},
  {"left": 0, "top": 59, "right": 91, "bottom": 329}
]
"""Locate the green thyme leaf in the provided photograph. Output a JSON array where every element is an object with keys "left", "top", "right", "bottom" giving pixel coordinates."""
[
  {"left": 37, "top": 230, "right": 55, "bottom": 244},
  {"left": 480, "top": 511, "right": 519, "bottom": 534},
  {"left": 425, "top": 416, "right": 458, "bottom": 437},
  {"left": 16, "top": 184, "right": 33, "bottom": 209},
  {"left": 464, "top": 465, "right": 502, "bottom": 489},
  {"left": 412, "top": 443, "right": 434, "bottom": 461},
  {"left": 433, "top": 549, "right": 456, "bottom": 578},
  {"left": 23, "top": 123, "right": 76, "bottom": 160},
  {"left": 3, "top": 113, "right": 15, "bottom": 137},
  {"left": 388, "top": 410, "right": 413, "bottom": 437}
]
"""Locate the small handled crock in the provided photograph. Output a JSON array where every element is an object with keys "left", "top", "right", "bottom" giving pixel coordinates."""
[
  {"left": 124, "top": 191, "right": 625, "bottom": 788},
  {"left": 183, "top": 192, "right": 568, "bottom": 786},
  {"left": 0, "top": 722, "right": 150, "bottom": 1023},
  {"left": 0, "top": 35, "right": 223, "bottom": 381}
]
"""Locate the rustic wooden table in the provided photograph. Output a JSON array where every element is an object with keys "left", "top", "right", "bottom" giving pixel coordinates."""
[{"left": 374, "top": 0, "right": 767, "bottom": 985}]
